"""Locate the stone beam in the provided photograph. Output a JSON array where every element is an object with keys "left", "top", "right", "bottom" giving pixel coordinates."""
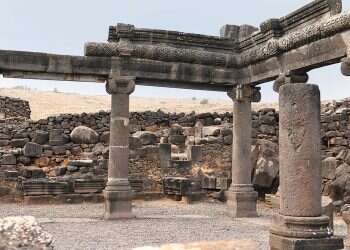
[
  {"left": 0, "top": 50, "right": 110, "bottom": 82},
  {"left": 237, "top": 28, "right": 350, "bottom": 85},
  {"left": 0, "top": 50, "right": 233, "bottom": 91}
]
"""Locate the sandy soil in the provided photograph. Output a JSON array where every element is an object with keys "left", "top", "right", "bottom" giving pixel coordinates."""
[{"left": 0, "top": 88, "right": 279, "bottom": 120}]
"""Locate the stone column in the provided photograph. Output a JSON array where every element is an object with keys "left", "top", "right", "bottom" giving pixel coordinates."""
[
  {"left": 270, "top": 72, "right": 343, "bottom": 250},
  {"left": 103, "top": 76, "right": 135, "bottom": 220},
  {"left": 226, "top": 84, "right": 261, "bottom": 218}
]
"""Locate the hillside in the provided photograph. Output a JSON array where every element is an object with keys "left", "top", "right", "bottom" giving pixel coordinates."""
[{"left": 0, "top": 88, "right": 278, "bottom": 120}]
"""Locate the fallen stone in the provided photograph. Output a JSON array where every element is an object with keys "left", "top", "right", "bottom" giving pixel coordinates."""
[
  {"left": 67, "top": 165, "right": 79, "bottom": 172},
  {"left": 0, "top": 216, "right": 53, "bottom": 250},
  {"left": 70, "top": 126, "right": 99, "bottom": 144},
  {"left": 23, "top": 142, "right": 43, "bottom": 157},
  {"left": 21, "top": 166, "right": 46, "bottom": 179},
  {"left": 202, "top": 126, "right": 221, "bottom": 137},
  {"left": 133, "top": 131, "right": 157, "bottom": 145},
  {"left": 1, "top": 154, "right": 16, "bottom": 165},
  {"left": 322, "top": 157, "right": 337, "bottom": 180},
  {"left": 68, "top": 159, "right": 93, "bottom": 167},
  {"left": 32, "top": 130, "right": 49, "bottom": 145},
  {"left": 10, "top": 138, "right": 29, "bottom": 148},
  {"left": 100, "top": 131, "right": 110, "bottom": 144},
  {"left": 49, "top": 129, "right": 70, "bottom": 146},
  {"left": 130, "top": 136, "right": 142, "bottom": 150},
  {"left": 169, "top": 135, "right": 186, "bottom": 145}
]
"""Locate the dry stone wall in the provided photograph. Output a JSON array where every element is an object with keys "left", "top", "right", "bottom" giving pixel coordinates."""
[
  {"left": 1, "top": 96, "right": 350, "bottom": 204},
  {"left": 0, "top": 96, "right": 30, "bottom": 120}
]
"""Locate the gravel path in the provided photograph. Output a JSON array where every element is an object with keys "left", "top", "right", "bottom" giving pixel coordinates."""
[{"left": 0, "top": 200, "right": 347, "bottom": 250}]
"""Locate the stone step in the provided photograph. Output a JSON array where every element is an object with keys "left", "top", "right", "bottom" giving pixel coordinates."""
[{"left": 22, "top": 180, "right": 69, "bottom": 196}]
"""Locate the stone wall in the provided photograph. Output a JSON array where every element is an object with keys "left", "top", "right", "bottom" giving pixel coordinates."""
[
  {"left": 1, "top": 97, "right": 350, "bottom": 203},
  {"left": 0, "top": 96, "right": 31, "bottom": 120}
]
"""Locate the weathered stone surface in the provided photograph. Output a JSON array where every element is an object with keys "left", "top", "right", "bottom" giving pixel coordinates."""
[
  {"left": 23, "top": 142, "right": 43, "bottom": 157},
  {"left": 71, "top": 126, "right": 99, "bottom": 144},
  {"left": 252, "top": 139, "right": 279, "bottom": 190},
  {"left": 1, "top": 154, "right": 16, "bottom": 165},
  {"left": 32, "top": 130, "right": 49, "bottom": 145},
  {"left": 322, "top": 157, "right": 337, "bottom": 180},
  {"left": 10, "top": 138, "right": 29, "bottom": 148},
  {"left": 133, "top": 131, "right": 157, "bottom": 145},
  {"left": 0, "top": 216, "right": 53, "bottom": 250},
  {"left": 21, "top": 166, "right": 46, "bottom": 179},
  {"left": 49, "top": 129, "right": 69, "bottom": 146}
]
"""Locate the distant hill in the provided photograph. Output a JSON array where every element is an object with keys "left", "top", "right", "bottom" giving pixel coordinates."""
[{"left": 0, "top": 87, "right": 278, "bottom": 121}]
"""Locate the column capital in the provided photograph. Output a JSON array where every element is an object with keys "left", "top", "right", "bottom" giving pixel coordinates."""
[
  {"left": 227, "top": 84, "right": 261, "bottom": 103},
  {"left": 273, "top": 70, "right": 308, "bottom": 93},
  {"left": 106, "top": 76, "right": 135, "bottom": 95}
]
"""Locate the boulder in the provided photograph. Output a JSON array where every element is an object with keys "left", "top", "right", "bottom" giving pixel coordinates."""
[
  {"left": 0, "top": 216, "right": 53, "bottom": 250},
  {"left": 70, "top": 126, "right": 99, "bottom": 144},
  {"left": 23, "top": 142, "right": 43, "bottom": 157},
  {"left": 133, "top": 131, "right": 157, "bottom": 145}
]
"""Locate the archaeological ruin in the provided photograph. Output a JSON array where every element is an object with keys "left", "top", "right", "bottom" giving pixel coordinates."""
[{"left": 2, "top": 0, "right": 350, "bottom": 249}]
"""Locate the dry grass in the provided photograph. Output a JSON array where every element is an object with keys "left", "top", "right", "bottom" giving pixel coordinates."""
[{"left": 0, "top": 88, "right": 278, "bottom": 121}]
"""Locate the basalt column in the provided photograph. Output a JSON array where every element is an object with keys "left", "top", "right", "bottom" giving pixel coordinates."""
[
  {"left": 104, "top": 77, "right": 135, "bottom": 220},
  {"left": 270, "top": 73, "right": 343, "bottom": 250},
  {"left": 226, "top": 85, "right": 261, "bottom": 218}
]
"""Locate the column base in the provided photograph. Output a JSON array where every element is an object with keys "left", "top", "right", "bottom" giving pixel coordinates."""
[
  {"left": 270, "top": 214, "right": 343, "bottom": 250},
  {"left": 103, "top": 178, "right": 135, "bottom": 220},
  {"left": 226, "top": 185, "right": 258, "bottom": 218},
  {"left": 270, "top": 234, "right": 343, "bottom": 250}
]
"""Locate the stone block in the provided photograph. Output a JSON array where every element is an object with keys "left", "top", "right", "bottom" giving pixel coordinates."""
[
  {"left": 54, "top": 166, "right": 67, "bottom": 176},
  {"left": 49, "top": 129, "right": 69, "bottom": 146},
  {"left": 23, "top": 142, "right": 43, "bottom": 157},
  {"left": 270, "top": 234, "right": 343, "bottom": 250},
  {"left": 68, "top": 159, "right": 93, "bottom": 167},
  {"left": 22, "top": 180, "right": 69, "bottom": 196},
  {"left": 32, "top": 130, "right": 49, "bottom": 145},
  {"left": 21, "top": 166, "right": 46, "bottom": 179},
  {"left": 0, "top": 140, "right": 9, "bottom": 146},
  {"left": 52, "top": 146, "right": 66, "bottom": 155},
  {"left": 169, "top": 135, "right": 186, "bottom": 145},
  {"left": 10, "top": 138, "right": 29, "bottom": 148},
  {"left": 1, "top": 154, "right": 16, "bottom": 165}
]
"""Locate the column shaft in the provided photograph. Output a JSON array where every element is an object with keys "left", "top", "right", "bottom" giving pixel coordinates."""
[
  {"left": 108, "top": 93, "right": 130, "bottom": 179},
  {"left": 103, "top": 77, "right": 135, "bottom": 220},
  {"left": 270, "top": 82, "right": 343, "bottom": 250},
  {"left": 279, "top": 83, "right": 321, "bottom": 217},
  {"left": 232, "top": 99, "right": 252, "bottom": 185}
]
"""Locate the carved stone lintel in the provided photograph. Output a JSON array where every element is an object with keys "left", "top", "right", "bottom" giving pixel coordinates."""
[
  {"left": 273, "top": 71, "right": 309, "bottom": 93},
  {"left": 106, "top": 77, "right": 135, "bottom": 95},
  {"left": 227, "top": 85, "right": 261, "bottom": 103}
]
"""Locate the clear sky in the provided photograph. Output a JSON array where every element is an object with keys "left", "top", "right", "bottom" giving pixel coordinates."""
[{"left": 1, "top": 0, "right": 350, "bottom": 102}]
